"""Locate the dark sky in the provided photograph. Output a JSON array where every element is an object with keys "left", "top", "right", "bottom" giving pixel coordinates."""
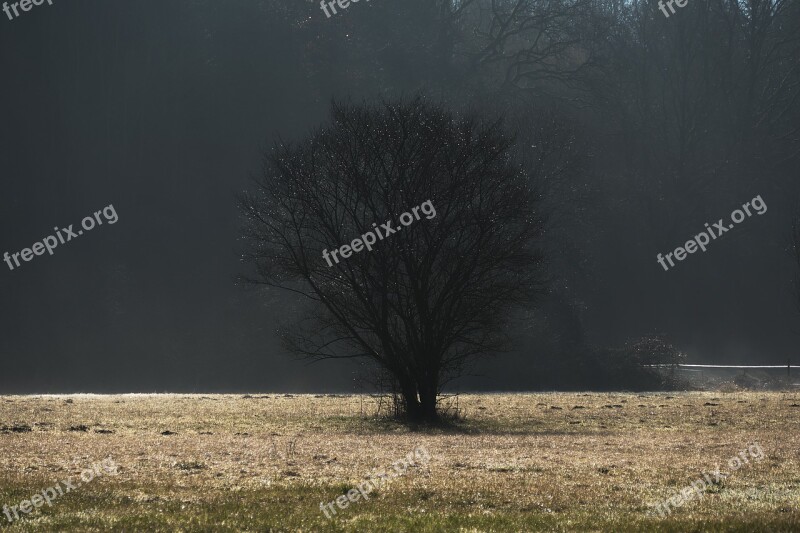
[{"left": 1, "top": 0, "right": 798, "bottom": 394}]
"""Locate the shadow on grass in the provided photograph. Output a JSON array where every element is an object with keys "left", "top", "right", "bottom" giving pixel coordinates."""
[{"left": 333, "top": 411, "right": 605, "bottom": 437}]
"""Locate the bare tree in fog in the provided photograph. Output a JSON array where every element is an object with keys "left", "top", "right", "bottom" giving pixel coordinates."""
[
  {"left": 238, "top": 98, "right": 571, "bottom": 422},
  {"left": 458, "top": 0, "right": 604, "bottom": 99}
]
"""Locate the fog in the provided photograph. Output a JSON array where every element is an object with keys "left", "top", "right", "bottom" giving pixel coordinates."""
[{"left": 1, "top": 0, "right": 798, "bottom": 393}]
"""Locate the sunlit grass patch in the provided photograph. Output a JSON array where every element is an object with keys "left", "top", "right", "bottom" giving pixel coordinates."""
[{"left": 0, "top": 391, "right": 798, "bottom": 531}]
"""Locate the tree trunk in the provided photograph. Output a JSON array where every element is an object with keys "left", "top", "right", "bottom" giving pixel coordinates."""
[
  {"left": 419, "top": 388, "right": 438, "bottom": 421},
  {"left": 399, "top": 380, "right": 423, "bottom": 422},
  {"left": 399, "top": 377, "right": 439, "bottom": 423}
]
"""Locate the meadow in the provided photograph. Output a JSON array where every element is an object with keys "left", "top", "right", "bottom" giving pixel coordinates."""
[{"left": 0, "top": 392, "right": 798, "bottom": 532}]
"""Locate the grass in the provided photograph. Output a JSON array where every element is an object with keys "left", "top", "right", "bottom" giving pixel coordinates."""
[{"left": 0, "top": 391, "right": 798, "bottom": 531}]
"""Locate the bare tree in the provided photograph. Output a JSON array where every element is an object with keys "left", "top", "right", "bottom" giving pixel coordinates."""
[
  {"left": 239, "top": 98, "right": 557, "bottom": 422},
  {"left": 462, "top": 0, "right": 602, "bottom": 98}
]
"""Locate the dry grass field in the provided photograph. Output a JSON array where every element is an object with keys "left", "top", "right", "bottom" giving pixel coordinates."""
[{"left": 0, "top": 392, "right": 799, "bottom": 532}]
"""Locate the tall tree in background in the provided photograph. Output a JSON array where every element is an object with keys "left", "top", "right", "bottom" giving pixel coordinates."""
[
  {"left": 239, "top": 98, "right": 566, "bottom": 422},
  {"left": 250, "top": 0, "right": 800, "bottom": 381}
]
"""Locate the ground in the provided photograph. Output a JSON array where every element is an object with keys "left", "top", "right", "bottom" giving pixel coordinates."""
[{"left": 0, "top": 392, "right": 798, "bottom": 532}]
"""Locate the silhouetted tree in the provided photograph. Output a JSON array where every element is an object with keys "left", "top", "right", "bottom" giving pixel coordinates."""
[{"left": 239, "top": 98, "right": 559, "bottom": 422}]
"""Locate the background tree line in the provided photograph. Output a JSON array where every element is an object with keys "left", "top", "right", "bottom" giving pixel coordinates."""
[
  {"left": 242, "top": 0, "right": 799, "bottom": 388},
  {"left": 3, "top": 0, "right": 796, "bottom": 393}
]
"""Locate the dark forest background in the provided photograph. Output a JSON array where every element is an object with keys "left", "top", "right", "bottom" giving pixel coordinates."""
[{"left": 1, "top": 0, "right": 798, "bottom": 393}]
